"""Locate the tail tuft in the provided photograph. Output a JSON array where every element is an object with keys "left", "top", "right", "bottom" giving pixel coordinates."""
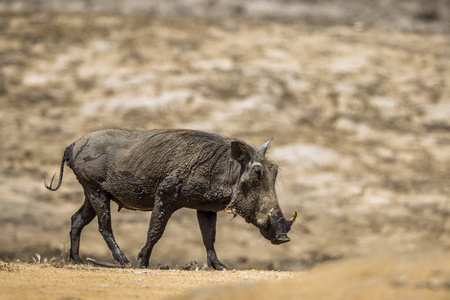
[
  {"left": 44, "top": 173, "right": 58, "bottom": 190},
  {"left": 45, "top": 150, "right": 67, "bottom": 191}
]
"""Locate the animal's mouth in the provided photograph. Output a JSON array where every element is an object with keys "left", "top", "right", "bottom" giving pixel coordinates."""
[
  {"left": 260, "top": 224, "right": 291, "bottom": 245},
  {"left": 270, "top": 235, "right": 291, "bottom": 245}
]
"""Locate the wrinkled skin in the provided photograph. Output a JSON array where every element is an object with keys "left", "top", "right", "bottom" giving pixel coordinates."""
[{"left": 46, "top": 129, "right": 296, "bottom": 270}]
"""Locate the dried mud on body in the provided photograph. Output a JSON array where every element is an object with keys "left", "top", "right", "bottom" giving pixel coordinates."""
[{"left": 0, "top": 9, "right": 449, "bottom": 280}]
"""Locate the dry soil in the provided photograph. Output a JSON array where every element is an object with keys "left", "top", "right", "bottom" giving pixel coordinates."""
[{"left": 0, "top": 4, "right": 449, "bottom": 299}]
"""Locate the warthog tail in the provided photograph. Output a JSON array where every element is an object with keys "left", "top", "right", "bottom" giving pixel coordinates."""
[{"left": 45, "top": 145, "right": 72, "bottom": 191}]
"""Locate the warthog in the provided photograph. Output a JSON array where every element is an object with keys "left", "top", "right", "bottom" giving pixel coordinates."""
[{"left": 46, "top": 129, "right": 296, "bottom": 269}]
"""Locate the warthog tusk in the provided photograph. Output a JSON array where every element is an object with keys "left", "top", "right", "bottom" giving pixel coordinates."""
[
  {"left": 266, "top": 208, "right": 274, "bottom": 227},
  {"left": 290, "top": 211, "right": 297, "bottom": 223}
]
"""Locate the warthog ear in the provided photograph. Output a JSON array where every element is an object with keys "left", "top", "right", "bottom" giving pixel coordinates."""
[
  {"left": 230, "top": 141, "right": 250, "bottom": 165},
  {"left": 257, "top": 138, "right": 273, "bottom": 157}
]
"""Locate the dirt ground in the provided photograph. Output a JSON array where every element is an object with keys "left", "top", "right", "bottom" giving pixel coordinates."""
[
  {"left": 176, "top": 251, "right": 450, "bottom": 300},
  {"left": 0, "top": 0, "right": 449, "bottom": 298},
  {"left": 1, "top": 251, "right": 449, "bottom": 300},
  {"left": 0, "top": 261, "right": 294, "bottom": 299}
]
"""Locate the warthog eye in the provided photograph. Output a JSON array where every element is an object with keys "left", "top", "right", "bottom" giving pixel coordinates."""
[
  {"left": 250, "top": 163, "right": 264, "bottom": 180},
  {"left": 253, "top": 164, "right": 264, "bottom": 179}
]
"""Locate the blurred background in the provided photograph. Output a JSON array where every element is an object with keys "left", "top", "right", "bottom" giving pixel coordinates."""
[{"left": 0, "top": 0, "right": 449, "bottom": 270}]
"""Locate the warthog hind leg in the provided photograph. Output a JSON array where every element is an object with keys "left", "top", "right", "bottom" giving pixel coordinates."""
[
  {"left": 70, "top": 197, "right": 96, "bottom": 264},
  {"left": 86, "top": 185, "right": 129, "bottom": 267}
]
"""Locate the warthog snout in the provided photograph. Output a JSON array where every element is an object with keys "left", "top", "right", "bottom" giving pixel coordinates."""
[{"left": 261, "top": 209, "right": 297, "bottom": 245}]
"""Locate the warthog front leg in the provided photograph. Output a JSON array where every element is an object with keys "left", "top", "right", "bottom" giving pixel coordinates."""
[
  {"left": 137, "top": 178, "right": 180, "bottom": 268},
  {"left": 197, "top": 210, "right": 227, "bottom": 270}
]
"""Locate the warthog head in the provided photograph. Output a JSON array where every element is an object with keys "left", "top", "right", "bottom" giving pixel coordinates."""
[{"left": 229, "top": 139, "right": 296, "bottom": 245}]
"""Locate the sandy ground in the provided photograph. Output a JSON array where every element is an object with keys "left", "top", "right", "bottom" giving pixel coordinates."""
[
  {"left": 1, "top": 251, "right": 449, "bottom": 300},
  {"left": 0, "top": 1, "right": 449, "bottom": 299},
  {"left": 175, "top": 251, "right": 450, "bottom": 300},
  {"left": 0, "top": 262, "right": 293, "bottom": 299}
]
